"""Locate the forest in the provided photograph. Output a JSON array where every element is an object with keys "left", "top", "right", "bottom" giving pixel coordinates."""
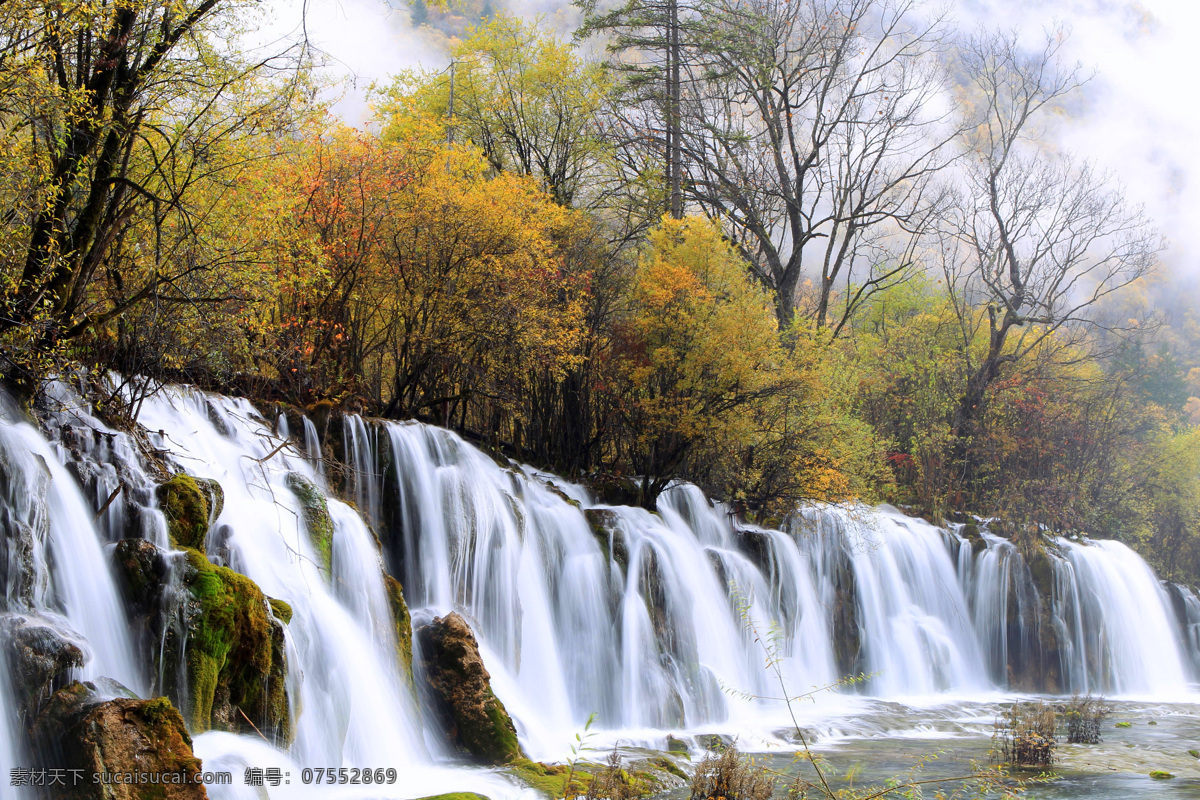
[{"left": 1, "top": 0, "right": 1198, "bottom": 587}]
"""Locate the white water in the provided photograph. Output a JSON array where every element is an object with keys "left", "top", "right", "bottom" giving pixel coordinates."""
[{"left": 1, "top": 380, "right": 1197, "bottom": 798}]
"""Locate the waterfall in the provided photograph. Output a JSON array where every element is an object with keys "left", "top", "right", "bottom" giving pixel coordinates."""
[
  {"left": 1, "top": 379, "right": 1197, "bottom": 797},
  {"left": 0, "top": 391, "right": 143, "bottom": 695},
  {"left": 1055, "top": 538, "right": 1188, "bottom": 694}
]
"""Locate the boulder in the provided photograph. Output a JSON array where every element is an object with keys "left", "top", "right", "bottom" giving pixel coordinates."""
[
  {"left": 33, "top": 682, "right": 206, "bottom": 800},
  {"left": 416, "top": 612, "right": 523, "bottom": 765}
]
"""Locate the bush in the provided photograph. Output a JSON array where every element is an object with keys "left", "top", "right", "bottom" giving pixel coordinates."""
[
  {"left": 1061, "top": 694, "right": 1110, "bottom": 744},
  {"left": 995, "top": 702, "right": 1056, "bottom": 767},
  {"left": 689, "top": 744, "right": 775, "bottom": 800}
]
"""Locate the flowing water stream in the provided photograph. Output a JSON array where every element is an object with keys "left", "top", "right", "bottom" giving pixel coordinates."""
[{"left": 0, "top": 380, "right": 1196, "bottom": 798}]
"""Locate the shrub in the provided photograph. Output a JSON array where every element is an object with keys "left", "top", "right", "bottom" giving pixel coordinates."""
[
  {"left": 996, "top": 701, "right": 1056, "bottom": 767},
  {"left": 1061, "top": 694, "right": 1110, "bottom": 744},
  {"left": 689, "top": 744, "right": 775, "bottom": 800}
]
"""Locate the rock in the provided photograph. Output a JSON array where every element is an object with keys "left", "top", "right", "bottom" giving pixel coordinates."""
[
  {"left": 1115, "top": 722, "right": 1132, "bottom": 728},
  {"left": 195, "top": 478, "right": 224, "bottom": 524},
  {"left": 285, "top": 472, "right": 333, "bottom": 568},
  {"left": 384, "top": 575, "right": 414, "bottom": 683},
  {"left": 1149, "top": 770, "right": 1174, "bottom": 779},
  {"left": 959, "top": 523, "right": 987, "bottom": 555},
  {"left": 157, "top": 474, "right": 211, "bottom": 550},
  {"left": 416, "top": 795, "right": 491, "bottom": 800},
  {"left": 1188, "top": 749, "right": 1199, "bottom": 759},
  {"left": 666, "top": 734, "right": 689, "bottom": 755},
  {"left": 584, "top": 472, "right": 641, "bottom": 507},
  {"left": 416, "top": 612, "right": 523, "bottom": 765},
  {"left": 0, "top": 614, "right": 85, "bottom": 718},
  {"left": 33, "top": 682, "right": 206, "bottom": 800},
  {"left": 733, "top": 528, "right": 772, "bottom": 571},
  {"left": 169, "top": 548, "right": 290, "bottom": 743},
  {"left": 112, "top": 538, "right": 170, "bottom": 619},
  {"left": 585, "top": 509, "right": 628, "bottom": 572}
]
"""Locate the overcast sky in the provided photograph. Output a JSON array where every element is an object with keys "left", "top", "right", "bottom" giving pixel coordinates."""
[{"left": 262, "top": 0, "right": 1200, "bottom": 281}]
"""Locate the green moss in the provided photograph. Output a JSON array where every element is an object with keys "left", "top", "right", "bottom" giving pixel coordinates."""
[
  {"left": 181, "top": 548, "right": 289, "bottom": 743},
  {"left": 1188, "top": 749, "right": 1199, "bottom": 759},
  {"left": 509, "top": 758, "right": 593, "bottom": 797},
  {"left": 268, "top": 597, "right": 293, "bottom": 625},
  {"left": 285, "top": 472, "right": 333, "bottom": 568},
  {"left": 467, "top": 688, "right": 522, "bottom": 764},
  {"left": 1115, "top": 722, "right": 1133, "bottom": 728},
  {"left": 648, "top": 756, "right": 688, "bottom": 780},
  {"left": 157, "top": 474, "right": 210, "bottom": 550},
  {"left": 416, "top": 794, "right": 491, "bottom": 800},
  {"left": 384, "top": 575, "right": 413, "bottom": 683},
  {"left": 1149, "top": 771, "right": 1174, "bottom": 779},
  {"left": 666, "top": 735, "right": 689, "bottom": 755}
]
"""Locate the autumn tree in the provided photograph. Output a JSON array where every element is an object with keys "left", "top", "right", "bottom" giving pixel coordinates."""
[
  {"left": 0, "top": 0, "right": 304, "bottom": 380},
  {"left": 381, "top": 14, "right": 611, "bottom": 208}
]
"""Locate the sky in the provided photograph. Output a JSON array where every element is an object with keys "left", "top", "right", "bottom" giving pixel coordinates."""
[{"left": 259, "top": 0, "right": 1200, "bottom": 281}]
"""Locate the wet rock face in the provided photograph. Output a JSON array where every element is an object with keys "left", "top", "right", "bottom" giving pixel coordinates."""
[
  {"left": 112, "top": 538, "right": 170, "bottom": 620},
  {"left": 384, "top": 575, "right": 414, "bottom": 683},
  {"left": 0, "top": 614, "right": 85, "bottom": 719},
  {"left": 416, "top": 612, "right": 523, "bottom": 765},
  {"left": 285, "top": 472, "right": 333, "bottom": 568},
  {"left": 0, "top": 448, "right": 50, "bottom": 609},
  {"left": 34, "top": 682, "right": 207, "bottom": 800}
]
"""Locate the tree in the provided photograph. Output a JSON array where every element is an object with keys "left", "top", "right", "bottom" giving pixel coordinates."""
[
  {"left": 940, "top": 30, "right": 1161, "bottom": 463},
  {"left": 612, "top": 0, "right": 960, "bottom": 330},
  {"left": 577, "top": 0, "right": 688, "bottom": 218},
  {"left": 0, "top": 0, "right": 303, "bottom": 377},
  {"left": 381, "top": 14, "right": 611, "bottom": 209}
]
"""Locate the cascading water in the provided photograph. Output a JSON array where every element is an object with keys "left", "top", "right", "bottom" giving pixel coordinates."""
[{"left": 1, "top": 378, "right": 1197, "bottom": 798}]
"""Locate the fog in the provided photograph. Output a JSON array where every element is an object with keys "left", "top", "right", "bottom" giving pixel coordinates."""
[{"left": 264, "top": 0, "right": 1200, "bottom": 281}]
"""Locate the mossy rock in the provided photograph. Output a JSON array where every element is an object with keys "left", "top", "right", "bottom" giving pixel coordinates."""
[
  {"left": 645, "top": 756, "right": 688, "bottom": 781},
  {"left": 1115, "top": 722, "right": 1132, "bottom": 728},
  {"left": 268, "top": 597, "right": 293, "bottom": 625},
  {"left": 175, "top": 548, "right": 290, "bottom": 744},
  {"left": 285, "top": 472, "right": 333, "bottom": 568},
  {"left": 384, "top": 574, "right": 414, "bottom": 684},
  {"left": 416, "top": 794, "right": 492, "bottom": 800},
  {"left": 417, "top": 612, "right": 524, "bottom": 765},
  {"left": 1188, "top": 749, "right": 1199, "bottom": 759},
  {"left": 157, "top": 474, "right": 210, "bottom": 550},
  {"left": 960, "top": 523, "right": 987, "bottom": 555},
  {"left": 1149, "top": 771, "right": 1175, "bottom": 779},
  {"left": 510, "top": 758, "right": 592, "bottom": 797},
  {"left": 33, "top": 682, "right": 205, "bottom": 800},
  {"left": 666, "top": 734, "right": 689, "bottom": 755}
]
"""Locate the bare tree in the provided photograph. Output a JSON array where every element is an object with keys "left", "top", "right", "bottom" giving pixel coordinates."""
[
  {"left": 680, "top": 0, "right": 961, "bottom": 331},
  {"left": 940, "top": 29, "right": 1161, "bottom": 453}
]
